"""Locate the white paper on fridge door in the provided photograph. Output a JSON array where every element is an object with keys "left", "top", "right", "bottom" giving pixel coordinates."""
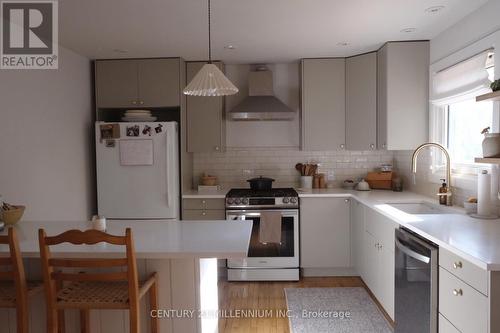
[{"left": 119, "top": 139, "right": 154, "bottom": 166}]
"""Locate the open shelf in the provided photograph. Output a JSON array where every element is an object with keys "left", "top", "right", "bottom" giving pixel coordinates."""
[
  {"left": 475, "top": 157, "right": 500, "bottom": 164},
  {"left": 476, "top": 90, "right": 500, "bottom": 102}
]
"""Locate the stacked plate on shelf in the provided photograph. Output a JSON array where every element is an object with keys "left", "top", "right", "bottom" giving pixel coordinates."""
[{"left": 121, "top": 110, "right": 157, "bottom": 122}]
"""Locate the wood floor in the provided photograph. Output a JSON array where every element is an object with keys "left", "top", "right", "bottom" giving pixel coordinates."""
[{"left": 217, "top": 276, "right": 366, "bottom": 333}]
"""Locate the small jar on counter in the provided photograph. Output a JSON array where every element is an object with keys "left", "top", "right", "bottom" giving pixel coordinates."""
[{"left": 392, "top": 177, "right": 403, "bottom": 192}]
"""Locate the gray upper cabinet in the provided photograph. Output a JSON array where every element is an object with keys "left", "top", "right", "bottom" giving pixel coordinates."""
[
  {"left": 346, "top": 52, "right": 377, "bottom": 151},
  {"left": 95, "top": 58, "right": 181, "bottom": 108},
  {"left": 377, "top": 41, "right": 429, "bottom": 150},
  {"left": 137, "top": 59, "right": 180, "bottom": 107},
  {"left": 95, "top": 60, "right": 139, "bottom": 108},
  {"left": 186, "top": 62, "right": 225, "bottom": 153},
  {"left": 301, "top": 58, "right": 346, "bottom": 151}
]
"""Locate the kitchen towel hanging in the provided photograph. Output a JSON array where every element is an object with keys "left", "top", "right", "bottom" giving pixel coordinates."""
[{"left": 259, "top": 211, "right": 282, "bottom": 244}]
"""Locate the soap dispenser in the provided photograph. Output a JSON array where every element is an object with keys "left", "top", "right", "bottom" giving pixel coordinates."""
[{"left": 438, "top": 179, "right": 448, "bottom": 205}]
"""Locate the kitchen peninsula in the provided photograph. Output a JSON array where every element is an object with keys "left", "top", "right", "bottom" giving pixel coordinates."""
[{"left": 0, "top": 219, "right": 252, "bottom": 333}]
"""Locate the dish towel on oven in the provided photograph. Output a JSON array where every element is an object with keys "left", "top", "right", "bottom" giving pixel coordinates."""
[{"left": 259, "top": 211, "right": 282, "bottom": 244}]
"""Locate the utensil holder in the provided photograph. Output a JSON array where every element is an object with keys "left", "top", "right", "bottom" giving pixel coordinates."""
[{"left": 300, "top": 176, "right": 313, "bottom": 189}]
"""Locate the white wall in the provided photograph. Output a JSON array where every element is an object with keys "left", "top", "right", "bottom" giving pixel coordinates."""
[
  {"left": 0, "top": 46, "right": 94, "bottom": 221},
  {"left": 225, "top": 63, "right": 300, "bottom": 148},
  {"left": 430, "top": 0, "right": 500, "bottom": 64},
  {"left": 396, "top": 0, "right": 500, "bottom": 207}
]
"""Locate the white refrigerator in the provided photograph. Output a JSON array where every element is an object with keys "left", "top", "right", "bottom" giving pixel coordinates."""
[{"left": 95, "top": 121, "right": 179, "bottom": 220}]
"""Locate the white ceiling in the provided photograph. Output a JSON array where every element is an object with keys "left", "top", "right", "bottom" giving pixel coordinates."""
[{"left": 59, "top": 0, "right": 489, "bottom": 63}]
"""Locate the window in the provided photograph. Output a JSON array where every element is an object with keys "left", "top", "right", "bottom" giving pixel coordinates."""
[
  {"left": 446, "top": 98, "right": 493, "bottom": 165},
  {"left": 431, "top": 50, "right": 495, "bottom": 174}
]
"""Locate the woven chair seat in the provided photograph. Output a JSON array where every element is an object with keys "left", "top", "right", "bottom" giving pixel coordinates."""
[
  {"left": 56, "top": 280, "right": 149, "bottom": 309},
  {"left": 0, "top": 281, "right": 43, "bottom": 307}
]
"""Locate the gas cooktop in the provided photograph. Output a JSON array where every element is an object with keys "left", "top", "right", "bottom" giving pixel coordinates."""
[
  {"left": 225, "top": 188, "right": 299, "bottom": 209},
  {"left": 226, "top": 188, "right": 298, "bottom": 198}
]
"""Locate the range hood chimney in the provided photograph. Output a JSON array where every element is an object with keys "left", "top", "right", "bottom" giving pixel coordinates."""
[{"left": 229, "top": 67, "right": 296, "bottom": 121}]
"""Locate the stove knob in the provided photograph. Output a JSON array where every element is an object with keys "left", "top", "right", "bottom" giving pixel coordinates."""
[
  {"left": 226, "top": 198, "right": 234, "bottom": 205},
  {"left": 283, "top": 197, "right": 290, "bottom": 204},
  {"left": 290, "top": 197, "right": 298, "bottom": 204},
  {"left": 234, "top": 198, "right": 242, "bottom": 205},
  {"left": 242, "top": 198, "right": 249, "bottom": 205}
]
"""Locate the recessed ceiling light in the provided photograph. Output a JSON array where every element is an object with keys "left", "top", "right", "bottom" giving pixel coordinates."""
[
  {"left": 400, "top": 28, "right": 417, "bottom": 33},
  {"left": 224, "top": 45, "right": 236, "bottom": 50},
  {"left": 425, "top": 5, "right": 445, "bottom": 14},
  {"left": 337, "top": 42, "right": 350, "bottom": 46}
]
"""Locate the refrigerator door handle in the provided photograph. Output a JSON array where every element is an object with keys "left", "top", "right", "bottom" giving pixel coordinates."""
[{"left": 165, "top": 129, "right": 171, "bottom": 208}]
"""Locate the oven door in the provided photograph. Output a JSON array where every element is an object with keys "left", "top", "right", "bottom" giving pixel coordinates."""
[{"left": 226, "top": 209, "right": 299, "bottom": 269}]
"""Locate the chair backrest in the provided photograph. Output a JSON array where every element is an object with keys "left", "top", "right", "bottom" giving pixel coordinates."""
[
  {"left": 38, "top": 228, "right": 139, "bottom": 306},
  {"left": 0, "top": 228, "right": 28, "bottom": 308}
]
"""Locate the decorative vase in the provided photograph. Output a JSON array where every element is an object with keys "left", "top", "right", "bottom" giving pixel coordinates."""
[{"left": 482, "top": 133, "right": 500, "bottom": 158}]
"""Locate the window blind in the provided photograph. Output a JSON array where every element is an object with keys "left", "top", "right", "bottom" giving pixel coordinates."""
[{"left": 431, "top": 49, "right": 493, "bottom": 105}]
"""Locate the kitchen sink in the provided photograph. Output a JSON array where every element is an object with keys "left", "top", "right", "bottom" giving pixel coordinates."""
[{"left": 387, "top": 202, "right": 448, "bottom": 215}]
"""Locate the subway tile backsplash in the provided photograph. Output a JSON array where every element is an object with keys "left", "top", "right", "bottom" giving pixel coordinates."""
[{"left": 193, "top": 148, "right": 395, "bottom": 188}]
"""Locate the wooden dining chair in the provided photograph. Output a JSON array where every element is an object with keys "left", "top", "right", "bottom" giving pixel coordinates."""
[
  {"left": 38, "top": 228, "right": 158, "bottom": 333},
  {"left": 0, "top": 227, "right": 43, "bottom": 333}
]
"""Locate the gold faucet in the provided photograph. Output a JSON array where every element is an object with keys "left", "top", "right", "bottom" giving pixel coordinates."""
[{"left": 411, "top": 142, "right": 452, "bottom": 206}]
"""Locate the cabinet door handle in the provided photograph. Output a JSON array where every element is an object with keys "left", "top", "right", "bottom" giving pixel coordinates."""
[
  {"left": 139, "top": 100, "right": 144, "bottom": 105},
  {"left": 370, "top": 144, "right": 375, "bottom": 149},
  {"left": 344, "top": 199, "right": 350, "bottom": 203},
  {"left": 202, "top": 211, "right": 206, "bottom": 216},
  {"left": 382, "top": 143, "right": 386, "bottom": 149},
  {"left": 214, "top": 146, "right": 220, "bottom": 151},
  {"left": 131, "top": 100, "right": 137, "bottom": 105},
  {"left": 453, "top": 261, "right": 463, "bottom": 269},
  {"left": 453, "top": 289, "right": 463, "bottom": 296},
  {"left": 340, "top": 144, "right": 345, "bottom": 149}
]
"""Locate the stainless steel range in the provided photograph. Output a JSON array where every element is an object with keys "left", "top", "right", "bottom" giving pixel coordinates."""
[{"left": 225, "top": 188, "right": 299, "bottom": 281}]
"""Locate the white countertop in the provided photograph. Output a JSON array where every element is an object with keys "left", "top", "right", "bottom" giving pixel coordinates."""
[
  {"left": 185, "top": 186, "right": 500, "bottom": 270},
  {"left": 182, "top": 188, "right": 229, "bottom": 199},
  {"left": 0, "top": 219, "right": 252, "bottom": 259},
  {"left": 299, "top": 188, "right": 500, "bottom": 271}
]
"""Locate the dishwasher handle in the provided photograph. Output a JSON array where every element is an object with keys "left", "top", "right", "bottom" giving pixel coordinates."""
[{"left": 395, "top": 238, "right": 431, "bottom": 264}]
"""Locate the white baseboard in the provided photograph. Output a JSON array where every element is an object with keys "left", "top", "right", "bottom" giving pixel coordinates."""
[{"left": 301, "top": 267, "right": 359, "bottom": 277}]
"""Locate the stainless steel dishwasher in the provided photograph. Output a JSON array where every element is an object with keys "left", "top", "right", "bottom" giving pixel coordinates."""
[{"left": 395, "top": 228, "right": 438, "bottom": 333}]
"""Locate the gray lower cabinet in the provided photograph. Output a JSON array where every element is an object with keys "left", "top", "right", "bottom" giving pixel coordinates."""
[
  {"left": 353, "top": 204, "right": 396, "bottom": 320},
  {"left": 350, "top": 200, "right": 365, "bottom": 276},
  {"left": 346, "top": 52, "right": 377, "bottom": 151},
  {"left": 377, "top": 41, "right": 429, "bottom": 150},
  {"left": 301, "top": 58, "right": 346, "bottom": 151},
  {"left": 300, "top": 197, "right": 350, "bottom": 273},
  {"left": 182, "top": 198, "right": 225, "bottom": 220},
  {"left": 95, "top": 58, "right": 181, "bottom": 108},
  {"left": 186, "top": 62, "right": 225, "bottom": 153}
]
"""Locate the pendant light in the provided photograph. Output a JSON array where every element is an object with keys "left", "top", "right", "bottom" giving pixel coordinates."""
[{"left": 183, "top": 0, "right": 238, "bottom": 96}]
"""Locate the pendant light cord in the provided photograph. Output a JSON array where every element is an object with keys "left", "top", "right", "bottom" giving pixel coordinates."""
[{"left": 208, "top": 0, "right": 212, "bottom": 63}]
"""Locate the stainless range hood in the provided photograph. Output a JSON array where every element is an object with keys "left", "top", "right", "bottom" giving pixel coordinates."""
[{"left": 229, "top": 67, "right": 296, "bottom": 121}]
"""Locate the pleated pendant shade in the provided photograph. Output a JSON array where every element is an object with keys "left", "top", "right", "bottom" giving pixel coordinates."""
[{"left": 183, "top": 63, "right": 239, "bottom": 96}]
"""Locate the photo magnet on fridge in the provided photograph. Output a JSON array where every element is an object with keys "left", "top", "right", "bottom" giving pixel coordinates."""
[
  {"left": 105, "top": 139, "right": 116, "bottom": 148},
  {"left": 100, "top": 124, "right": 120, "bottom": 142},
  {"left": 155, "top": 124, "right": 163, "bottom": 133},
  {"left": 142, "top": 125, "right": 152, "bottom": 136},
  {"left": 126, "top": 125, "right": 140, "bottom": 137}
]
